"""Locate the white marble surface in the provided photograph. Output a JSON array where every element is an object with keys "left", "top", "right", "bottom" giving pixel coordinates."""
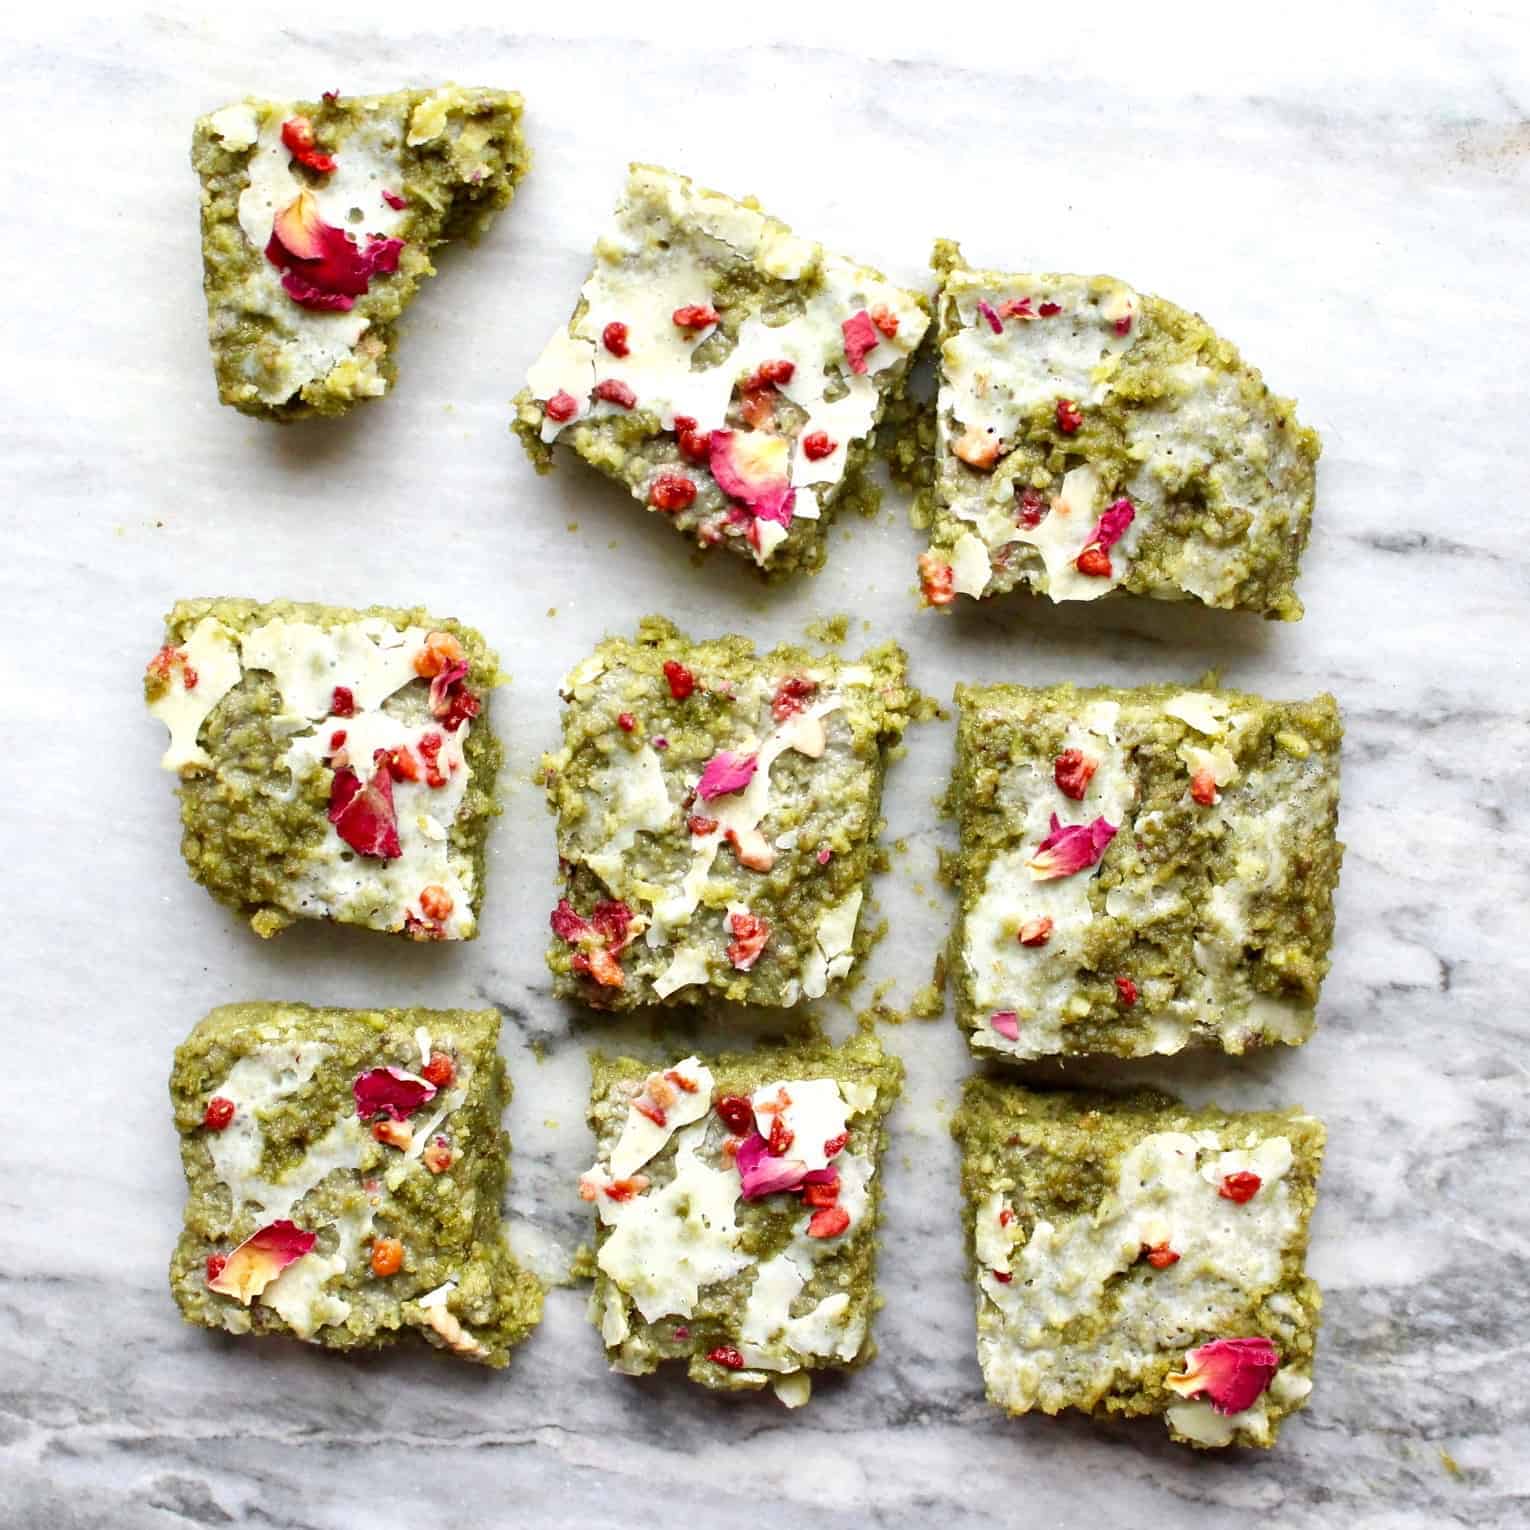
[{"left": 5, "top": 4, "right": 1528, "bottom": 1526}]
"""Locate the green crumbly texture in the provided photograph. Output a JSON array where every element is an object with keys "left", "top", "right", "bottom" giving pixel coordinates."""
[
  {"left": 950, "top": 680, "right": 1343, "bottom": 1059},
  {"left": 170, "top": 1003, "right": 543, "bottom": 1366},
  {"left": 543, "top": 616, "right": 918, "bottom": 1010},
  {"left": 923, "top": 239, "right": 1320, "bottom": 619},
  {"left": 193, "top": 86, "right": 529, "bottom": 420},
  {"left": 511, "top": 164, "right": 919, "bottom": 579},
  {"left": 151, "top": 597, "right": 503, "bottom": 940},
  {"left": 953, "top": 1079, "right": 1323, "bottom": 1446},
  {"left": 588, "top": 1028, "right": 902, "bottom": 1390}
]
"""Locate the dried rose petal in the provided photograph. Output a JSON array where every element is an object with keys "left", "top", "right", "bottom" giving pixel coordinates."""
[
  {"left": 1025, "top": 815, "right": 1118, "bottom": 880},
  {"left": 976, "top": 299, "right": 1004, "bottom": 334},
  {"left": 735, "top": 1132, "right": 810, "bottom": 1200},
  {"left": 1053, "top": 749, "right": 1098, "bottom": 800},
  {"left": 990, "top": 1011, "right": 1021, "bottom": 1041},
  {"left": 726, "top": 911, "right": 771, "bottom": 971},
  {"left": 841, "top": 310, "right": 881, "bottom": 374},
  {"left": 697, "top": 750, "right": 758, "bottom": 800},
  {"left": 328, "top": 760, "right": 402, "bottom": 859},
  {"left": 381, "top": 188, "right": 408, "bottom": 211},
  {"left": 206, "top": 1219, "right": 317, "bottom": 1304},
  {"left": 998, "top": 297, "right": 1034, "bottom": 320},
  {"left": 708, "top": 430, "right": 795, "bottom": 526},
  {"left": 1038, "top": 301, "right": 1062, "bottom": 317},
  {"left": 1164, "top": 1337, "right": 1281, "bottom": 1415},
  {"left": 265, "top": 190, "right": 402, "bottom": 311},
  {"left": 353, "top": 1065, "right": 437, "bottom": 1122}
]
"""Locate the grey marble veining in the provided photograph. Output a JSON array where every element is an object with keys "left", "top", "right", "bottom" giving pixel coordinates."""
[{"left": 3, "top": 5, "right": 1528, "bottom": 1526}]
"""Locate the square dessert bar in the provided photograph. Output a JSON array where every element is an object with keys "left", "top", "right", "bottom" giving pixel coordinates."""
[
  {"left": 917, "top": 241, "right": 1320, "bottom": 618},
  {"left": 145, "top": 597, "right": 502, "bottom": 941},
  {"left": 193, "top": 85, "right": 528, "bottom": 419},
  {"left": 950, "top": 681, "right": 1343, "bottom": 1061},
  {"left": 953, "top": 1080, "right": 1324, "bottom": 1449},
  {"left": 514, "top": 164, "right": 930, "bottom": 576},
  {"left": 170, "top": 1003, "right": 542, "bottom": 1366},
  {"left": 582, "top": 1030, "right": 901, "bottom": 1406},
  {"left": 543, "top": 617, "right": 916, "bottom": 1009}
]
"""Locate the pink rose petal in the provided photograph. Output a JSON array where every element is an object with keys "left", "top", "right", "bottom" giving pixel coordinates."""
[
  {"left": 697, "top": 750, "right": 758, "bottom": 801},
  {"left": 841, "top": 310, "right": 881, "bottom": 374},
  {"left": 206, "top": 1219, "right": 316, "bottom": 1304},
  {"left": 353, "top": 1065, "right": 437, "bottom": 1122},
  {"left": 990, "top": 1010, "right": 1020, "bottom": 1041},
  {"left": 328, "top": 760, "right": 402, "bottom": 859},
  {"left": 1025, "top": 814, "right": 1117, "bottom": 881},
  {"left": 1164, "top": 1337, "right": 1281, "bottom": 1415},
  {"left": 1082, "top": 497, "right": 1136, "bottom": 555},
  {"left": 976, "top": 299, "right": 1004, "bottom": 334},
  {"left": 708, "top": 430, "right": 796, "bottom": 526},
  {"left": 265, "top": 191, "right": 403, "bottom": 312},
  {"left": 735, "top": 1132, "right": 811, "bottom": 1200}
]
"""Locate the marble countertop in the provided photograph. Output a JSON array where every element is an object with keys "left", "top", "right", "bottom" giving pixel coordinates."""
[{"left": 5, "top": 5, "right": 1527, "bottom": 1526}]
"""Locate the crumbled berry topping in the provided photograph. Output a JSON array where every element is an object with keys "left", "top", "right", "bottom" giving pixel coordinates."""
[
  {"left": 801, "top": 430, "right": 837, "bottom": 461},
  {"left": 663, "top": 659, "right": 696, "bottom": 700},
  {"left": 1055, "top": 398, "right": 1084, "bottom": 435},
  {"left": 594, "top": 378, "right": 636, "bottom": 409},
  {"left": 1018, "top": 916, "right": 1054, "bottom": 947},
  {"left": 1115, "top": 976, "right": 1139, "bottom": 1007},
  {"left": 545, "top": 390, "right": 579, "bottom": 422},
  {"left": 203, "top": 1097, "right": 236, "bottom": 1132},
  {"left": 601, "top": 321, "right": 630, "bottom": 357},
  {"left": 280, "top": 116, "right": 336, "bottom": 175},
  {"left": 1219, "top": 1171, "right": 1263, "bottom": 1204},
  {"left": 672, "top": 304, "right": 720, "bottom": 329},
  {"left": 1053, "top": 748, "right": 1099, "bottom": 800},
  {"left": 649, "top": 473, "right": 697, "bottom": 512}
]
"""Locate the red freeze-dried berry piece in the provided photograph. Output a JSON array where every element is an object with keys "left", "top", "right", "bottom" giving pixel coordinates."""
[
  {"left": 550, "top": 898, "right": 592, "bottom": 944},
  {"left": 725, "top": 911, "right": 771, "bottom": 971},
  {"left": 802, "top": 1181, "right": 839, "bottom": 1209},
  {"left": 602, "top": 321, "right": 630, "bottom": 357},
  {"left": 593, "top": 378, "right": 636, "bottom": 409},
  {"left": 421, "top": 1052, "right": 455, "bottom": 1089},
  {"left": 328, "top": 760, "right": 402, "bottom": 859},
  {"left": 1144, "top": 1242, "right": 1181, "bottom": 1269},
  {"left": 1017, "top": 487, "right": 1049, "bottom": 528},
  {"left": 768, "top": 1114, "right": 795, "bottom": 1157},
  {"left": 709, "top": 1346, "right": 746, "bottom": 1370},
  {"left": 1115, "top": 977, "right": 1139, "bottom": 1007},
  {"left": 992, "top": 1269, "right": 1014, "bottom": 1283},
  {"left": 330, "top": 685, "right": 356, "bottom": 717},
  {"left": 663, "top": 660, "right": 696, "bottom": 699},
  {"left": 976, "top": 299, "right": 1004, "bottom": 334},
  {"left": 1075, "top": 546, "right": 1112, "bottom": 578},
  {"left": 1038, "top": 301, "right": 1062, "bottom": 317},
  {"left": 771, "top": 674, "right": 818, "bottom": 721},
  {"left": 747, "top": 358, "right": 795, "bottom": 389},
  {"left": 203, "top": 1097, "right": 236, "bottom": 1131},
  {"left": 869, "top": 303, "right": 899, "bottom": 337},
  {"left": 381, "top": 189, "right": 408, "bottom": 211},
  {"left": 918, "top": 550, "right": 956, "bottom": 607},
  {"left": 1190, "top": 768, "right": 1219, "bottom": 806},
  {"left": 1053, "top": 749, "right": 1099, "bottom": 800},
  {"left": 617, "top": 712, "right": 637, "bottom": 732},
  {"left": 687, "top": 814, "right": 719, "bottom": 836},
  {"left": 672, "top": 304, "right": 720, "bottom": 329},
  {"left": 1018, "top": 916, "right": 1053, "bottom": 947},
  {"left": 807, "top": 1205, "right": 851, "bottom": 1239},
  {"left": 714, "top": 1095, "right": 756, "bottom": 1135},
  {"left": 205, "top": 1254, "right": 228, "bottom": 1284},
  {"left": 545, "top": 390, "right": 578, "bottom": 422},
  {"left": 801, "top": 430, "right": 836, "bottom": 461},
  {"left": 281, "top": 116, "right": 337, "bottom": 174},
  {"left": 841, "top": 310, "right": 880, "bottom": 374},
  {"left": 1055, "top": 398, "right": 1084, "bottom": 434},
  {"left": 1219, "top": 1172, "right": 1263, "bottom": 1204},
  {"left": 649, "top": 473, "right": 697, "bottom": 512},
  {"left": 822, "top": 1132, "right": 849, "bottom": 1159},
  {"left": 672, "top": 414, "right": 711, "bottom": 464}
]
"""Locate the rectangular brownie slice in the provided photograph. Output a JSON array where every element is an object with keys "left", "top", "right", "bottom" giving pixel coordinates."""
[
  {"left": 582, "top": 1030, "right": 901, "bottom": 1406},
  {"left": 917, "top": 241, "right": 1320, "bottom": 618},
  {"left": 144, "top": 597, "right": 501, "bottom": 941},
  {"left": 953, "top": 1079, "right": 1324, "bottom": 1449},
  {"left": 543, "top": 616, "right": 916, "bottom": 1009},
  {"left": 514, "top": 163, "right": 930, "bottom": 576},
  {"left": 951, "top": 680, "right": 1343, "bottom": 1060},
  {"left": 193, "top": 85, "right": 529, "bottom": 419},
  {"left": 170, "top": 1003, "right": 542, "bottom": 1366}
]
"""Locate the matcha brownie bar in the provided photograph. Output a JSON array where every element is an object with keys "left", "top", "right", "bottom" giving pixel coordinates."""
[
  {"left": 193, "top": 86, "right": 529, "bottom": 419},
  {"left": 954, "top": 1079, "right": 1324, "bottom": 1448},
  {"left": 514, "top": 164, "right": 930, "bottom": 576},
  {"left": 917, "top": 241, "right": 1320, "bottom": 618},
  {"left": 170, "top": 1003, "right": 542, "bottom": 1365},
  {"left": 544, "top": 617, "right": 917, "bottom": 1008},
  {"left": 950, "top": 681, "right": 1342, "bottom": 1061},
  {"left": 582, "top": 1029, "right": 901, "bottom": 1406},
  {"left": 145, "top": 597, "right": 501, "bottom": 940}
]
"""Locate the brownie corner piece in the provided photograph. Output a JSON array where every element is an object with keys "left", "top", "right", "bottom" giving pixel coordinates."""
[
  {"left": 918, "top": 246, "right": 1320, "bottom": 617},
  {"left": 951, "top": 679, "right": 1342, "bottom": 1060},
  {"left": 144, "top": 597, "right": 502, "bottom": 941},
  {"left": 581, "top": 1029, "right": 901, "bottom": 1405},
  {"left": 953, "top": 1078, "right": 1323, "bottom": 1448},
  {"left": 514, "top": 163, "right": 930, "bottom": 576},
  {"left": 544, "top": 617, "right": 915, "bottom": 1009},
  {"left": 192, "top": 85, "right": 528, "bottom": 420},
  {"left": 169, "top": 1002, "right": 542, "bottom": 1366}
]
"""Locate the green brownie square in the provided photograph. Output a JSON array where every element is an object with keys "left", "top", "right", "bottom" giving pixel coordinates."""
[
  {"left": 953, "top": 1079, "right": 1324, "bottom": 1448},
  {"left": 170, "top": 1003, "right": 542, "bottom": 1366},
  {"left": 543, "top": 616, "right": 917, "bottom": 1009},
  {"left": 950, "top": 680, "right": 1343, "bottom": 1060},
  {"left": 917, "top": 241, "right": 1319, "bottom": 618},
  {"left": 193, "top": 85, "right": 529, "bottom": 419},
  {"left": 144, "top": 597, "right": 503, "bottom": 941},
  {"left": 514, "top": 164, "right": 929, "bottom": 577},
  {"left": 581, "top": 1030, "right": 901, "bottom": 1406}
]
